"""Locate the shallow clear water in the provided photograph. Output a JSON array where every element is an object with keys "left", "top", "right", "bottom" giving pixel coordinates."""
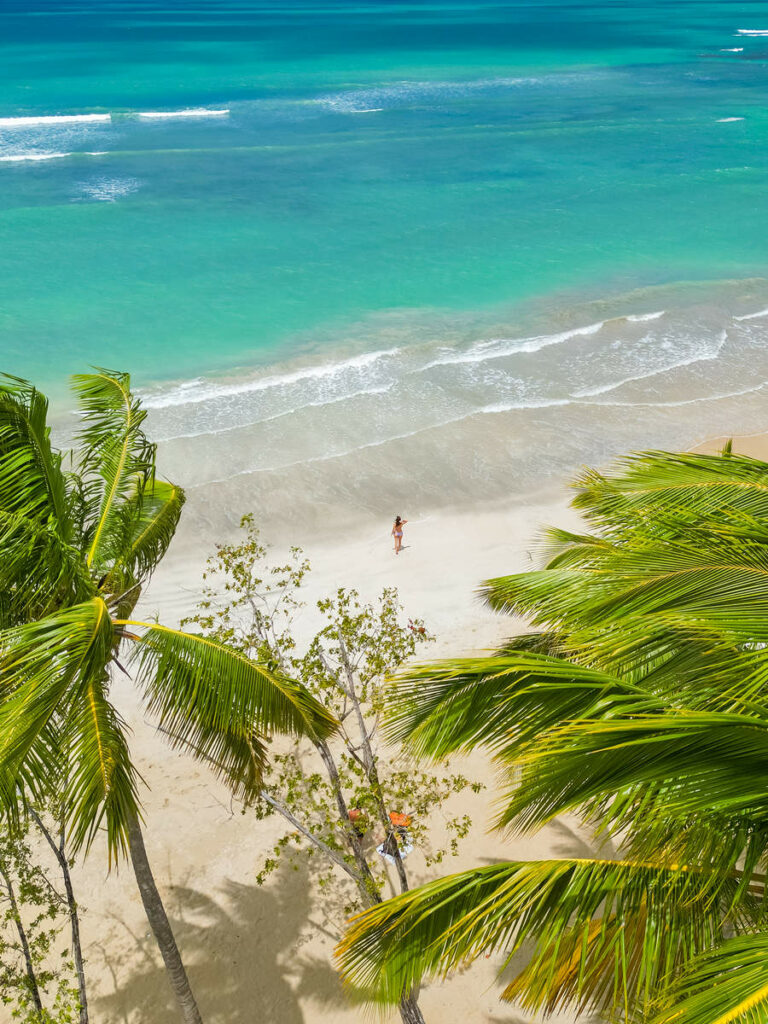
[
  {"left": 3, "top": 2, "right": 768, "bottom": 523},
  {"left": 2, "top": 2, "right": 768, "bottom": 383}
]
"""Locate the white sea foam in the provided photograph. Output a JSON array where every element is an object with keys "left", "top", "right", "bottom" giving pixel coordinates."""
[
  {"left": 158, "top": 384, "right": 394, "bottom": 442},
  {"left": 721, "top": 47, "right": 745, "bottom": 51},
  {"left": 595, "top": 381, "right": 766, "bottom": 409},
  {"left": 309, "top": 72, "right": 611, "bottom": 114},
  {"left": 717, "top": 117, "right": 745, "bottom": 122},
  {"left": 78, "top": 176, "right": 140, "bottom": 202},
  {"left": 0, "top": 150, "right": 108, "bottom": 163},
  {"left": 137, "top": 108, "right": 230, "bottom": 119},
  {"left": 142, "top": 348, "right": 400, "bottom": 409},
  {"left": 626, "top": 310, "right": 665, "bottom": 322},
  {"left": 199, "top": 397, "right": 576, "bottom": 484},
  {"left": 0, "top": 113, "right": 110, "bottom": 127},
  {"left": 347, "top": 108, "right": 384, "bottom": 113},
  {"left": 571, "top": 330, "right": 728, "bottom": 398},
  {"left": 735, "top": 308, "right": 768, "bottom": 320},
  {"left": 0, "top": 152, "right": 70, "bottom": 162},
  {"left": 421, "top": 321, "right": 605, "bottom": 370},
  {"left": 737, "top": 29, "right": 768, "bottom": 35}
]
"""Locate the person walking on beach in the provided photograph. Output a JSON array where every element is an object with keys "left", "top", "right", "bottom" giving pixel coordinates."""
[{"left": 392, "top": 515, "right": 407, "bottom": 554}]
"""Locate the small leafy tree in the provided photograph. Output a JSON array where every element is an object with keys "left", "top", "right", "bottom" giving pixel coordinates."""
[
  {"left": 184, "top": 517, "right": 481, "bottom": 1024},
  {"left": 0, "top": 818, "right": 81, "bottom": 1022}
]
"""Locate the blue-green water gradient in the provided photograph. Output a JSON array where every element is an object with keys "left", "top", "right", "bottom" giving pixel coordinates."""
[{"left": 2, "top": 1, "right": 768, "bottom": 386}]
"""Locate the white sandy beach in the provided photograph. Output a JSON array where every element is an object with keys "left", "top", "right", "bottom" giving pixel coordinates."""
[
  {"left": 62, "top": 431, "right": 768, "bottom": 1024},
  {"left": 65, "top": 487, "right": 603, "bottom": 1024}
]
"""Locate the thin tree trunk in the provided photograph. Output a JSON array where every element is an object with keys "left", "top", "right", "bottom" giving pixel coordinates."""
[
  {"left": 127, "top": 815, "right": 203, "bottom": 1024},
  {"left": 30, "top": 809, "right": 88, "bottom": 1024},
  {"left": 315, "top": 738, "right": 380, "bottom": 901},
  {"left": 1, "top": 863, "right": 43, "bottom": 1015},
  {"left": 334, "top": 640, "right": 426, "bottom": 1024}
]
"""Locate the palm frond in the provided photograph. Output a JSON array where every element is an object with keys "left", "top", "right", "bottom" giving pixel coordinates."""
[
  {"left": 71, "top": 370, "right": 156, "bottom": 572},
  {"left": 573, "top": 450, "right": 768, "bottom": 539},
  {"left": 0, "top": 510, "right": 93, "bottom": 627},
  {"left": 100, "top": 479, "right": 185, "bottom": 602},
  {"left": 539, "top": 526, "right": 616, "bottom": 570},
  {"left": 0, "top": 375, "right": 71, "bottom": 532},
  {"left": 652, "top": 932, "right": 768, "bottom": 1024},
  {"left": 483, "top": 536, "right": 768, "bottom": 627},
  {"left": 385, "top": 652, "right": 636, "bottom": 760},
  {"left": 123, "top": 622, "right": 337, "bottom": 777},
  {"left": 61, "top": 674, "right": 140, "bottom": 860},
  {"left": 0, "top": 599, "right": 115, "bottom": 811},
  {"left": 337, "top": 858, "right": 738, "bottom": 1016},
  {"left": 501, "top": 710, "right": 768, "bottom": 835}
]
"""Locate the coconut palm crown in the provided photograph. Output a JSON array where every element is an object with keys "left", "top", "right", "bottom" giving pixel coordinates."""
[
  {"left": 0, "top": 370, "right": 336, "bottom": 862},
  {"left": 337, "top": 444, "right": 768, "bottom": 1024}
]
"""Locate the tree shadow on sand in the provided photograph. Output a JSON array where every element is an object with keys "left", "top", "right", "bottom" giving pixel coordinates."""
[{"left": 92, "top": 860, "right": 348, "bottom": 1024}]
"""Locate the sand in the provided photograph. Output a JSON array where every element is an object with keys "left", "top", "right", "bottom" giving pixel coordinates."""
[
  {"left": 65, "top": 430, "right": 768, "bottom": 1024},
  {"left": 59, "top": 484, "right": 609, "bottom": 1024}
]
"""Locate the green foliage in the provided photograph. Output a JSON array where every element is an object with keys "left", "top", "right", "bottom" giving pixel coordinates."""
[
  {"left": 0, "top": 821, "right": 80, "bottom": 1022},
  {"left": 184, "top": 517, "right": 481, "bottom": 926},
  {"left": 0, "top": 373, "right": 333, "bottom": 865},
  {"left": 336, "top": 446, "right": 768, "bottom": 1023}
]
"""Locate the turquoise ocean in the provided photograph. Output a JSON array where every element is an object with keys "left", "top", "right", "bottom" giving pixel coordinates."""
[{"left": 3, "top": 1, "right": 768, "bottom": 525}]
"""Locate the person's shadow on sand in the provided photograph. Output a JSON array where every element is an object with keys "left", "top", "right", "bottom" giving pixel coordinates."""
[{"left": 92, "top": 861, "right": 348, "bottom": 1024}]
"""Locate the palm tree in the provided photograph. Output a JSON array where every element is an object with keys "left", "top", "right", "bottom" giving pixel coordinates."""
[
  {"left": 0, "top": 371, "right": 336, "bottom": 1024},
  {"left": 337, "top": 445, "right": 768, "bottom": 1023}
]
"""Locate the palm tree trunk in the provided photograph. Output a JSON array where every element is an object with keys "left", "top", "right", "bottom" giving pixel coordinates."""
[
  {"left": 398, "top": 995, "right": 426, "bottom": 1024},
  {"left": 127, "top": 815, "right": 202, "bottom": 1024}
]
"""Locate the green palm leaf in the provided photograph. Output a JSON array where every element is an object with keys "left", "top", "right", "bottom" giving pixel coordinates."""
[
  {"left": 0, "top": 510, "right": 93, "bottom": 627},
  {"left": 0, "top": 599, "right": 115, "bottom": 814},
  {"left": 339, "top": 446, "right": 768, "bottom": 1018},
  {"left": 337, "top": 858, "right": 738, "bottom": 1016},
  {"left": 386, "top": 651, "right": 637, "bottom": 760},
  {"left": 72, "top": 370, "right": 156, "bottom": 572},
  {"left": 501, "top": 710, "right": 768, "bottom": 834},
  {"left": 0, "top": 374, "right": 71, "bottom": 531},
  {"left": 573, "top": 450, "right": 768, "bottom": 535},
  {"left": 123, "top": 622, "right": 337, "bottom": 780},
  {"left": 100, "top": 479, "right": 185, "bottom": 602},
  {"left": 652, "top": 933, "right": 768, "bottom": 1024},
  {"left": 61, "top": 674, "right": 140, "bottom": 860}
]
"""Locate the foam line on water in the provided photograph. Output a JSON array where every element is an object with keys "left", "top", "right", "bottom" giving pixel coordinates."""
[
  {"left": 593, "top": 381, "right": 766, "bottom": 408},
  {"left": 625, "top": 311, "right": 665, "bottom": 322},
  {"left": 735, "top": 308, "right": 768, "bottom": 320},
  {"left": 311, "top": 70, "right": 611, "bottom": 114},
  {"left": 0, "top": 113, "right": 110, "bottom": 127},
  {"left": 717, "top": 117, "right": 745, "bottom": 122},
  {"left": 0, "top": 150, "right": 107, "bottom": 163},
  {"left": 420, "top": 321, "right": 605, "bottom": 370},
  {"left": 0, "top": 152, "right": 70, "bottom": 162},
  {"left": 571, "top": 330, "right": 728, "bottom": 398},
  {"left": 142, "top": 347, "right": 400, "bottom": 409},
  {"left": 136, "top": 108, "right": 230, "bottom": 119},
  {"left": 198, "top": 398, "right": 574, "bottom": 484},
  {"left": 737, "top": 29, "right": 768, "bottom": 35},
  {"left": 157, "top": 384, "right": 394, "bottom": 442},
  {"left": 196, "top": 368, "right": 763, "bottom": 487}
]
